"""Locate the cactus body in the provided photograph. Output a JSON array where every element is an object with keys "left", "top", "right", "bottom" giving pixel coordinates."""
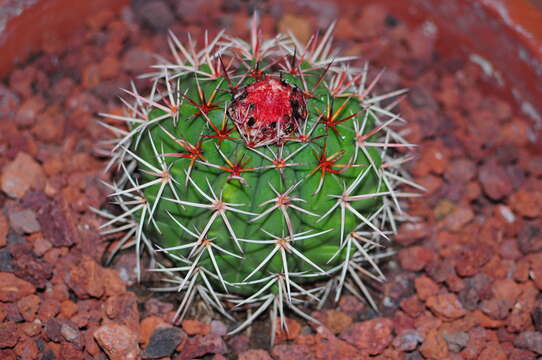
[{"left": 100, "top": 17, "right": 417, "bottom": 336}]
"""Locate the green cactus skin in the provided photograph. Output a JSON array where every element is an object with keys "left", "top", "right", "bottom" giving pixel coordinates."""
[{"left": 100, "top": 16, "right": 418, "bottom": 337}]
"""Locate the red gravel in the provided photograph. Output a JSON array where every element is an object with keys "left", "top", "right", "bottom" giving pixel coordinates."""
[{"left": 1, "top": 1, "right": 541, "bottom": 359}]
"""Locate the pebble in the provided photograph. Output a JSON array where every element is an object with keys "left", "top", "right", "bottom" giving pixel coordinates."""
[
  {"left": 311, "top": 309, "right": 352, "bottom": 334},
  {"left": 176, "top": 334, "right": 227, "bottom": 360},
  {"left": 139, "top": 316, "right": 170, "bottom": 347},
  {"left": 514, "top": 331, "right": 542, "bottom": 354},
  {"left": 275, "top": 317, "right": 302, "bottom": 343},
  {"left": 415, "top": 275, "right": 440, "bottom": 301},
  {"left": 426, "top": 293, "right": 466, "bottom": 320},
  {"left": 135, "top": 0, "right": 175, "bottom": 31},
  {"left": 442, "top": 331, "right": 469, "bottom": 352},
  {"left": 271, "top": 344, "right": 313, "bottom": 360},
  {"left": 509, "top": 190, "right": 542, "bottom": 218},
  {"left": 443, "top": 206, "right": 474, "bottom": 232},
  {"left": 142, "top": 327, "right": 186, "bottom": 359},
  {"left": 419, "top": 329, "right": 449, "bottom": 359},
  {"left": 181, "top": 319, "right": 211, "bottom": 336},
  {"left": 398, "top": 246, "right": 434, "bottom": 272},
  {"left": 239, "top": 349, "right": 273, "bottom": 360},
  {"left": 16, "top": 294, "right": 40, "bottom": 322},
  {"left": 122, "top": 48, "right": 156, "bottom": 73},
  {"left": 0, "top": 322, "right": 19, "bottom": 348},
  {"left": 518, "top": 222, "right": 542, "bottom": 254},
  {"left": 14, "top": 335, "right": 38, "bottom": 359},
  {"left": 1, "top": 152, "right": 45, "bottom": 199},
  {"left": 104, "top": 292, "right": 140, "bottom": 330},
  {"left": 94, "top": 323, "right": 140, "bottom": 360},
  {"left": 478, "top": 161, "right": 513, "bottom": 200},
  {"left": 341, "top": 318, "right": 394, "bottom": 355},
  {"left": 0, "top": 272, "right": 35, "bottom": 302},
  {"left": 478, "top": 343, "right": 508, "bottom": 360},
  {"left": 15, "top": 96, "right": 45, "bottom": 128},
  {"left": 392, "top": 329, "right": 423, "bottom": 351},
  {"left": 0, "top": 85, "right": 20, "bottom": 118},
  {"left": 7, "top": 208, "right": 40, "bottom": 234},
  {"left": 65, "top": 256, "right": 105, "bottom": 298}
]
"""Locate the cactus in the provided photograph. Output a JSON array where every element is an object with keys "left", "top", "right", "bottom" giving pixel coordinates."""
[{"left": 98, "top": 15, "right": 419, "bottom": 340}]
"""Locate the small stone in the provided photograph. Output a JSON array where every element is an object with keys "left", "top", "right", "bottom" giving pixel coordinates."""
[
  {"left": 94, "top": 323, "right": 140, "bottom": 360},
  {"left": 210, "top": 320, "right": 227, "bottom": 336},
  {"left": 102, "top": 268, "right": 127, "bottom": 297},
  {"left": 122, "top": 48, "right": 155, "bottom": 73},
  {"left": 308, "top": 329, "right": 360, "bottom": 359},
  {"left": 419, "top": 329, "right": 449, "bottom": 359},
  {"left": 0, "top": 85, "right": 20, "bottom": 118},
  {"left": 514, "top": 331, "right": 542, "bottom": 354},
  {"left": 518, "top": 222, "right": 542, "bottom": 254},
  {"left": 182, "top": 319, "right": 211, "bottom": 336},
  {"left": 392, "top": 329, "right": 423, "bottom": 351},
  {"left": 13, "top": 336, "right": 38, "bottom": 360},
  {"left": 1, "top": 153, "right": 45, "bottom": 199},
  {"left": 139, "top": 316, "right": 169, "bottom": 347},
  {"left": 400, "top": 296, "right": 424, "bottom": 318},
  {"left": 443, "top": 207, "right": 474, "bottom": 232},
  {"left": 239, "top": 349, "right": 273, "bottom": 360},
  {"left": 312, "top": 309, "right": 352, "bottom": 334},
  {"left": 478, "top": 161, "right": 513, "bottom": 200},
  {"left": 395, "top": 222, "right": 431, "bottom": 246},
  {"left": 415, "top": 275, "right": 440, "bottom": 301},
  {"left": 61, "top": 322, "right": 81, "bottom": 342},
  {"left": 478, "top": 343, "right": 507, "bottom": 360},
  {"left": 0, "top": 272, "right": 35, "bottom": 302},
  {"left": 31, "top": 105, "right": 65, "bottom": 143},
  {"left": 177, "top": 334, "right": 227, "bottom": 359},
  {"left": 65, "top": 256, "right": 104, "bottom": 298},
  {"left": 16, "top": 294, "right": 40, "bottom": 322},
  {"left": 142, "top": 327, "right": 186, "bottom": 359},
  {"left": 8, "top": 209, "right": 41, "bottom": 234},
  {"left": 338, "top": 295, "right": 365, "bottom": 315},
  {"left": 341, "top": 318, "right": 394, "bottom": 355},
  {"left": 21, "top": 321, "right": 42, "bottom": 337},
  {"left": 227, "top": 335, "right": 249, "bottom": 356},
  {"left": 398, "top": 246, "right": 434, "bottom": 272},
  {"left": 104, "top": 292, "right": 139, "bottom": 330},
  {"left": 444, "top": 158, "right": 476, "bottom": 183},
  {"left": 426, "top": 293, "right": 466, "bottom": 320},
  {"left": 275, "top": 317, "right": 302, "bottom": 343},
  {"left": 442, "top": 331, "right": 469, "bottom": 352},
  {"left": 45, "top": 318, "right": 63, "bottom": 342},
  {"left": 16, "top": 97, "right": 45, "bottom": 128},
  {"left": 32, "top": 236, "right": 52, "bottom": 257},
  {"left": 271, "top": 344, "right": 313, "bottom": 360},
  {"left": 509, "top": 190, "right": 542, "bottom": 218},
  {"left": 0, "top": 322, "right": 18, "bottom": 348},
  {"left": 136, "top": 0, "right": 175, "bottom": 31}
]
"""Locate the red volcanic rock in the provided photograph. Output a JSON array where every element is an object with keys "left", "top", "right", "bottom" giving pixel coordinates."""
[
  {"left": 419, "top": 329, "right": 449, "bottom": 360},
  {"left": 341, "top": 318, "right": 394, "bottom": 355},
  {"left": 94, "top": 323, "right": 140, "bottom": 360},
  {"left": 426, "top": 293, "right": 466, "bottom": 320},
  {"left": 1, "top": 152, "right": 45, "bottom": 199},
  {"left": 0, "top": 273, "right": 35, "bottom": 302}
]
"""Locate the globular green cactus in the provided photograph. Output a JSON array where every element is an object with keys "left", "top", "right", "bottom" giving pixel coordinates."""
[{"left": 98, "top": 15, "right": 419, "bottom": 339}]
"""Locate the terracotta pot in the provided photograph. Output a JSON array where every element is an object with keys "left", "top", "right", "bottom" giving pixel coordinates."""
[{"left": 1, "top": 0, "right": 541, "bottom": 126}]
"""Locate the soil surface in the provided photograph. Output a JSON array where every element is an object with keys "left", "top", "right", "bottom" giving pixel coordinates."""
[{"left": 1, "top": 1, "right": 542, "bottom": 359}]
